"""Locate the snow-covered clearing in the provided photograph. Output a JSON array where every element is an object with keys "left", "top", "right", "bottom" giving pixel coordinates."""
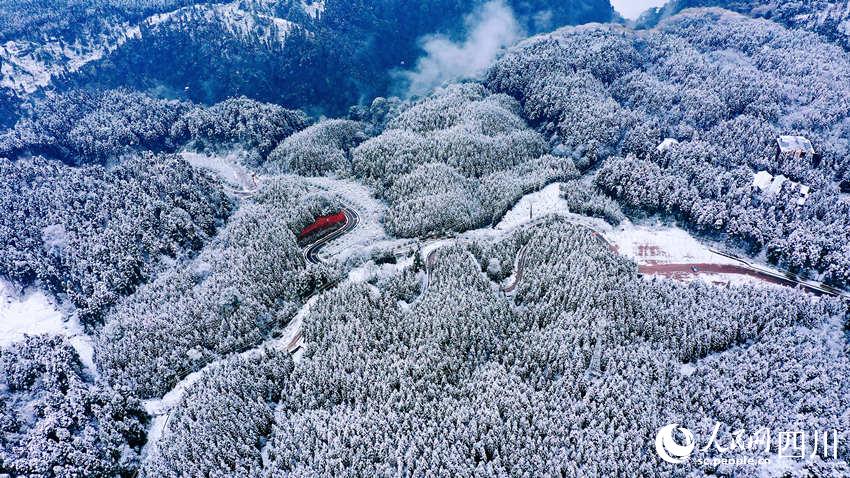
[
  {"left": 347, "top": 257, "right": 413, "bottom": 285},
  {"left": 182, "top": 151, "right": 258, "bottom": 192},
  {"left": 589, "top": 219, "right": 775, "bottom": 287},
  {"left": 0, "top": 280, "right": 64, "bottom": 347},
  {"left": 0, "top": 279, "right": 96, "bottom": 373},
  {"left": 606, "top": 221, "right": 738, "bottom": 266},
  {"left": 474, "top": 182, "right": 777, "bottom": 288},
  {"left": 495, "top": 183, "right": 571, "bottom": 232}
]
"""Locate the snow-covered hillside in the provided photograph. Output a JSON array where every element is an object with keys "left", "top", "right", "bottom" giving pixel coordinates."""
[{"left": 0, "top": 0, "right": 302, "bottom": 97}]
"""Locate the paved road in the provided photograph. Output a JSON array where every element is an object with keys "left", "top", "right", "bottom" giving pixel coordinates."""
[
  {"left": 303, "top": 207, "right": 360, "bottom": 265},
  {"left": 639, "top": 263, "right": 839, "bottom": 296},
  {"left": 501, "top": 245, "right": 528, "bottom": 293},
  {"left": 286, "top": 210, "right": 361, "bottom": 354}
]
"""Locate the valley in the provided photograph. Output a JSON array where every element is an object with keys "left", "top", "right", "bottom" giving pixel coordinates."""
[{"left": 1, "top": 1, "right": 849, "bottom": 476}]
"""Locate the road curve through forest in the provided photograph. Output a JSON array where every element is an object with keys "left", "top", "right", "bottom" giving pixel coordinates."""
[
  {"left": 303, "top": 206, "right": 360, "bottom": 265},
  {"left": 142, "top": 203, "right": 360, "bottom": 463},
  {"left": 501, "top": 245, "right": 528, "bottom": 293}
]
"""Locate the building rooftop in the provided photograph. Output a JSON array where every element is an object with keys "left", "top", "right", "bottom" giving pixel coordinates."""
[
  {"left": 777, "top": 135, "right": 814, "bottom": 155},
  {"left": 656, "top": 138, "right": 679, "bottom": 152},
  {"left": 752, "top": 170, "right": 774, "bottom": 191}
]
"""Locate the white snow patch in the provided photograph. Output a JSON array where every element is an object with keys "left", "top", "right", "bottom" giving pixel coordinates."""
[
  {"left": 181, "top": 151, "right": 258, "bottom": 192},
  {"left": 692, "top": 272, "right": 768, "bottom": 288},
  {"left": 679, "top": 363, "right": 696, "bottom": 377},
  {"left": 752, "top": 170, "right": 774, "bottom": 191},
  {"left": 656, "top": 137, "right": 679, "bottom": 152},
  {"left": 348, "top": 262, "right": 378, "bottom": 283},
  {"left": 606, "top": 221, "right": 738, "bottom": 266},
  {"left": 302, "top": 0, "right": 325, "bottom": 19},
  {"left": 0, "top": 280, "right": 65, "bottom": 347},
  {"left": 495, "top": 183, "right": 570, "bottom": 232},
  {"left": 0, "top": 279, "right": 96, "bottom": 374},
  {"left": 66, "top": 321, "right": 97, "bottom": 377}
]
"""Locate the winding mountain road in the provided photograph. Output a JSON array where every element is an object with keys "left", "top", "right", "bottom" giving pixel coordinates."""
[
  {"left": 142, "top": 202, "right": 360, "bottom": 462},
  {"left": 303, "top": 207, "right": 360, "bottom": 265},
  {"left": 501, "top": 245, "right": 528, "bottom": 293}
]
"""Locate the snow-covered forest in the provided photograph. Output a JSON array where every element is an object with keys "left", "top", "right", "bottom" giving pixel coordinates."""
[
  {"left": 0, "top": 153, "right": 232, "bottom": 321},
  {"left": 640, "top": 1, "right": 850, "bottom": 51},
  {"left": 487, "top": 8, "right": 850, "bottom": 286},
  {"left": 142, "top": 220, "right": 849, "bottom": 476},
  {"left": 1, "top": 0, "right": 849, "bottom": 476}
]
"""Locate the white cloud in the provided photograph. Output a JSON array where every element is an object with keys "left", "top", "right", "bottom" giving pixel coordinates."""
[
  {"left": 397, "top": 0, "right": 523, "bottom": 98},
  {"left": 610, "top": 0, "right": 668, "bottom": 20}
]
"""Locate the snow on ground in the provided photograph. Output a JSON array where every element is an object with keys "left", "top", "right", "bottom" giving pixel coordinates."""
[
  {"left": 484, "top": 182, "right": 776, "bottom": 287},
  {"left": 495, "top": 183, "right": 570, "bottom": 232},
  {"left": 182, "top": 151, "right": 258, "bottom": 192},
  {"left": 0, "top": 279, "right": 96, "bottom": 373},
  {"left": 302, "top": 0, "right": 325, "bottom": 19},
  {"left": 606, "top": 220, "right": 738, "bottom": 266},
  {"left": 488, "top": 183, "right": 732, "bottom": 266},
  {"left": 689, "top": 272, "right": 766, "bottom": 288},
  {"left": 0, "top": 280, "right": 64, "bottom": 347},
  {"left": 592, "top": 220, "right": 778, "bottom": 287},
  {"left": 346, "top": 259, "right": 410, "bottom": 285}
]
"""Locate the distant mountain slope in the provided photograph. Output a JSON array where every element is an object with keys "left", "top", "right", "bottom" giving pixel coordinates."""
[
  {"left": 638, "top": 1, "right": 850, "bottom": 50},
  {"left": 0, "top": 1, "right": 301, "bottom": 97},
  {"left": 0, "top": 0, "right": 221, "bottom": 42},
  {"left": 0, "top": 0, "right": 231, "bottom": 93},
  {"left": 0, "top": 0, "right": 615, "bottom": 119}
]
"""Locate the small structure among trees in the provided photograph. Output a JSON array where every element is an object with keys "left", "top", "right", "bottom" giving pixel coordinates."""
[{"left": 775, "top": 135, "right": 819, "bottom": 167}]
